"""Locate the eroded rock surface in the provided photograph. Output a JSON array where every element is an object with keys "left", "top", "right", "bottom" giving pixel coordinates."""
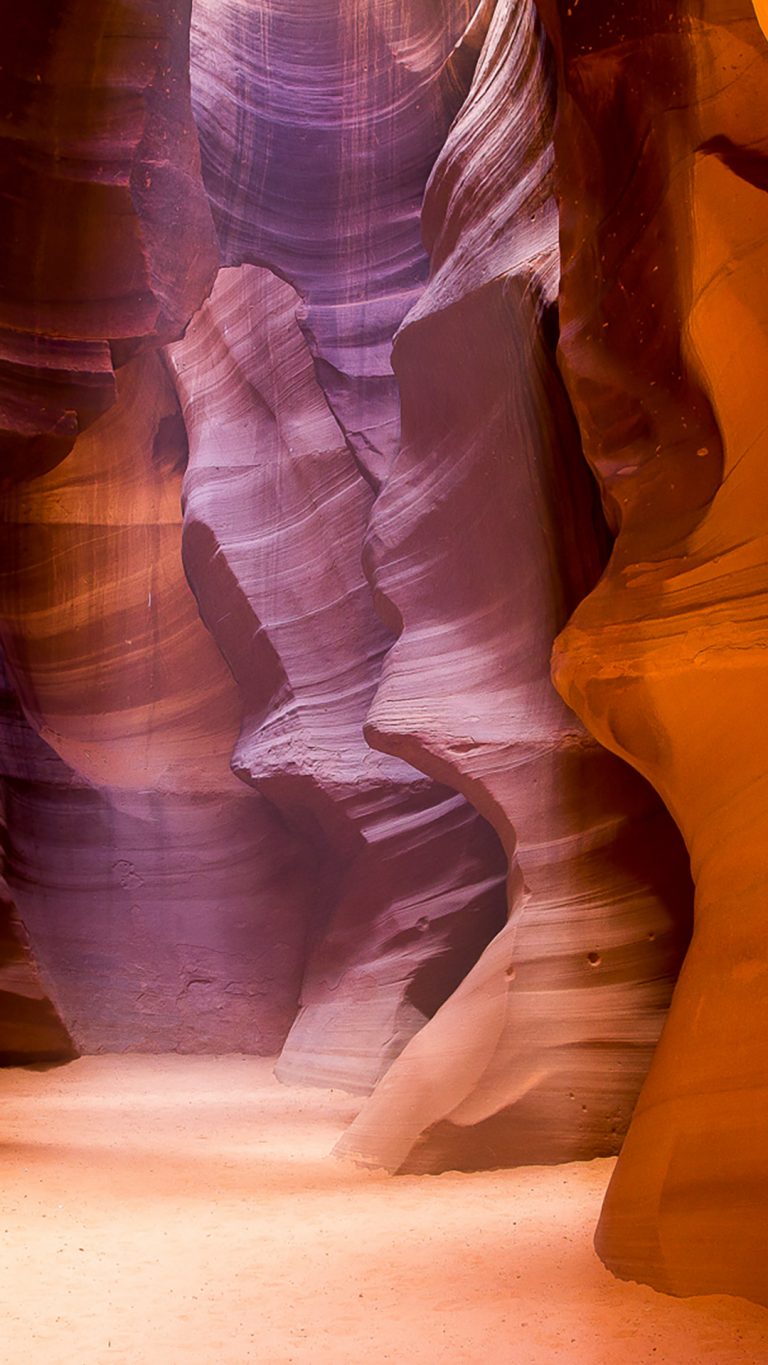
[
  {"left": 0, "top": 0, "right": 764, "bottom": 1314},
  {"left": 190, "top": 0, "right": 484, "bottom": 480},
  {"left": 0, "top": 0, "right": 509, "bottom": 1072},
  {"left": 0, "top": 874, "right": 76, "bottom": 1065},
  {"left": 167, "top": 265, "right": 508, "bottom": 1090},
  {"left": 0, "top": 1, "right": 218, "bottom": 479},
  {"left": 538, "top": 0, "right": 768, "bottom": 1306},
  {"left": 338, "top": 0, "right": 692, "bottom": 1174},
  {"left": 0, "top": 352, "right": 312, "bottom": 1053},
  {"left": 172, "top": 1, "right": 514, "bottom": 1089}
]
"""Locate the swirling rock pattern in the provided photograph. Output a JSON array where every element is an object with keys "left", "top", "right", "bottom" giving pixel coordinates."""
[
  {"left": 0, "top": 0, "right": 764, "bottom": 1312},
  {"left": 167, "top": 264, "right": 508, "bottom": 1090},
  {"left": 189, "top": 0, "right": 484, "bottom": 482},
  {"left": 0, "top": 0, "right": 510, "bottom": 1071},
  {"left": 538, "top": 0, "right": 768, "bottom": 1305},
  {"left": 0, "top": 0, "right": 218, "bottom": 478},
  {"left": 0, "top": 346, "right": 313, "bottom": 1053},
  {"left": 336, "top": 0, "right": 692, "bottom": 1174}
]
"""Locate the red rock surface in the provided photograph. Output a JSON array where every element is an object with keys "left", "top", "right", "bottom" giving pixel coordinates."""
[
  {"left": 0, "top": 878, "right": 76, "bottom": 1065},
  {"left": 0, "top": 0, "right": 509, "bottom": 1072},
  {"left": 0, "top": 0, "right": 218, "bottom": 477}
]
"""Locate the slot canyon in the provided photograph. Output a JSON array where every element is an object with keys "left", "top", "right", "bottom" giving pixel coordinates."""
[{"left": 1, "top": 1, "right": 768, "bottom": 1360}]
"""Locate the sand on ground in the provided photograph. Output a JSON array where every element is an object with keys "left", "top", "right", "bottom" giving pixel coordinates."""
[{"left": 1, "top": 1056, "right": 767, "bottom": 1364}]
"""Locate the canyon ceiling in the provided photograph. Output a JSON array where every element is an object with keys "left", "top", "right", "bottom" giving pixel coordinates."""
[{"left": 1, "top": 0, "right": 767, "bottom": 1310}]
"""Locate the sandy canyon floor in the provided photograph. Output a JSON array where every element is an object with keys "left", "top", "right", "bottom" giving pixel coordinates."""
[{"left": 1, "top": 1056, "right": 767, "bottom": 1364}]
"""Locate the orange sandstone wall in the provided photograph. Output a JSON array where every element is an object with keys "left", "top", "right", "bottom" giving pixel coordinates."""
[{"left": 538, "top": 0, "right": 768, "bottom": 1305}]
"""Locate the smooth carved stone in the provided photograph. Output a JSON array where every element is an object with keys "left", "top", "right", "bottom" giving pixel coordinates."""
[
  {"left": 182, "top": 7, "right": 511, "bottom": 1085},
  {"left": 337, "top": 0, "right": 692, "bottom": 1171},
  {"left": 4, "top": 776, "right": 312, "bottom": 1054},
  {"left": 0, "top": 331, "right": 116, "bottom": 483},
  {"left": 167, "top": 264, "right": 508, "bottom": 1091},
  {"left": 0, "top": 356, "right": 313, "bottom": 1053},
  {"left": 0, "top": 352, "right": 241, "bottom": 794},
  {"left": 537, "top": 0, "right": 768, "bottom": 1306},
  {"left": 0, "top": 871, "right": 76, "bottom": 1066},
  {"left": 189, "top": 0, "right": 484, "bottom": 483},
  {"left": 0, "top": 0, "right": 218, "bottom": 478}
]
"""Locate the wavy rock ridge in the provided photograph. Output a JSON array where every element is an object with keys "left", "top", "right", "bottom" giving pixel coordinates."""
[
  {"left": 536, "top": 0, "right": 768, "bottom": 1305},
  {"left": 337, "top": 0, "right": 692, "bottom": 1173},
  {"left": 167, "top": 264, "right": 507, "bottom": 1089},
  {"left": 0, "top": 352, "right": 313, "bottom": 1052},
  {"left": 189, "top": 0, "right": 483, "bottom": 480},
  {"left": 0, "top": 0, "right": 218, "bottom": 478},
  {"left": 0, "top": 0, "right": 510, "bottom": 1073}
]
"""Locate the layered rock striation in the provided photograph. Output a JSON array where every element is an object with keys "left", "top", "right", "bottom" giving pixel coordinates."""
[
  {"left": 167, "top": 264, "right": 507, "bottom": 1090},
  {"left": 338, "top": 0, "right": 692, "bottom": 1174},
  {"left": 174, "top": 0, "right": 513, "bottom": 1087},
  {"left": 1, "top": 0, "right": 764, "bottom": 1313},
  {"left": 190, "top": 0, "right": 486, "bottom": 481},
  {"left": 0, "top": 349, "right": 313, "bottom": 1053},
  {"left": 0, "top": 0, "right": 509, "bottom": 1070},
  {"left": 0, "top": 0, "right": 218, "bottom": 479},
  {"left": 538, "top": 0, "right": 768, "bottom": 1306}
]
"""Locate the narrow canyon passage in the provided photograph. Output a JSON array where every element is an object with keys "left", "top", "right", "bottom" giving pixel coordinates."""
[
  {"left": 1, "top": 0, "right": 768, "bottom": 1340},
  {"left": 2, "top": 1057, "right": 767, "bottom": 1365}
]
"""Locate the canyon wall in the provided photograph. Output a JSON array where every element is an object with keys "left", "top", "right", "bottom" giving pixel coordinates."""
[
  {"left": 166, "top": 263, "right": 507, "bottom": 1089},
  {"left": 0, "top": 0, "right": 218, "bottom": 478},
  {"left": 0, "top": 352, "right": 314, "bottom": 1052},
  {"left": 338, "top": 0, "right": 691, "bottom": 1173},
  {"left": 0, "top": 0, "right": 765, "bottom": 1311},
  {"left": 0, "top": 0, "right": 512, "bottom": 1070},
  {"left": 534, "top": 0, "right": 768, "bottom": 1306}
]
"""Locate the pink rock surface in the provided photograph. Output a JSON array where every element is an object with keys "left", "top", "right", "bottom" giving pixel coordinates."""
[
  {"left": 0, "top": 348, "right": 312, "bottom": 1053},
  {"left": 168, "top": 265, "right": 507, "bottom": 1089},
  {"left": 0, "top": 0, "right": 510, "bottom": 1071},
  {"left": 2, "top": 6, "right": 764, "bottom": 1314},
  {"left": 339, "top": 0, "right": 692, "bottom": 1171},
  {"left": 189, "top": 0, "right": 484, "bottom": 481}
]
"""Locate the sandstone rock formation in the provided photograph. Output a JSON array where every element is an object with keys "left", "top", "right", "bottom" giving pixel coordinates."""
[
  {"left": 177, "top": 0, "right": 513, "bottom": 1087},
  {"left": 167, "top": 263, "right": 507, "bottom": 1090},
  {"left": 0, "top": 0, "right": 509, "bottom": 1070},
  {"left": 0, "top": 0, "right": 218, "bottom": 478},
  {"left": 0, "top": 352, "right": 313, "bottom": 1052},
  {"left": 537, "top": 0, "right": 768, "bottom": 1307},
  {"left": 0, "top": 0, "right": 765, "bottom": 1314},
  {"left": 189, "top": 0, "right": 486, "bottom": 481},
  {"left": 0, "top": 867, "right": 76, "bottom": 1065},
  {"left": 337, "top": 0, "right": 691, "bottom": 1173}
]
